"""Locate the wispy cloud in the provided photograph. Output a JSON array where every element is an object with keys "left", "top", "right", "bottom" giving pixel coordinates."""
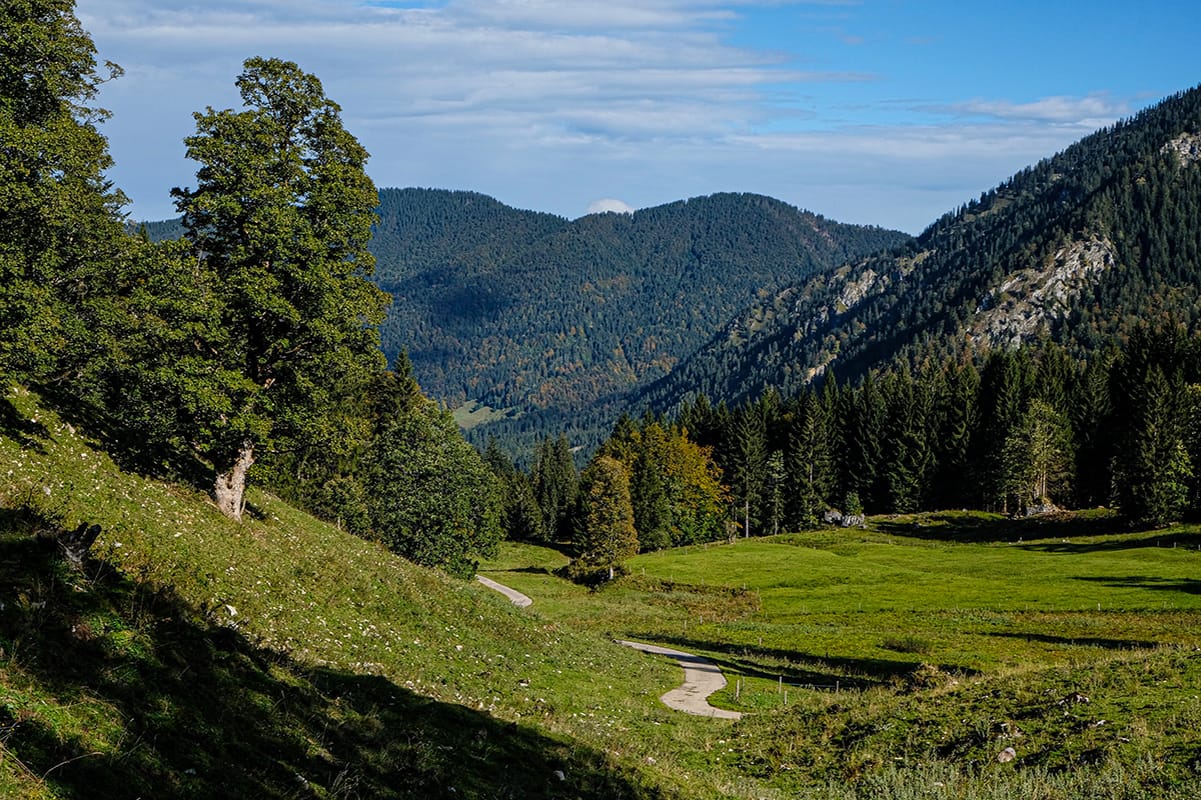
[
  {"left": 927, "top": 94, "right": 1131, "bottom": 128},
  {"left": 81, "top": 0, "right": 820, "bottom": 136},
  {"left": 76, "top": 0, "right": 1160, "bottom": 232}
]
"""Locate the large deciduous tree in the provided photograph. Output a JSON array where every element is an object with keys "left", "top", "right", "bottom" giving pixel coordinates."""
[
  {"left": 1001, "top": 398, "right": 1074, "bottom": 513},
  {"left": 172, "top": 57, "right": 388, "bottom": 520},
  {"left": 600, "top": 418, "right": 728, "bottom": 550},
  {"left": 0, "top": 0, "right": 126, "bottom": 383}
]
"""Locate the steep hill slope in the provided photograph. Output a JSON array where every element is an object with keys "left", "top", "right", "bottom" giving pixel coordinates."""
[
  {"left": 0, "top": 386, "right": 750, "bottom": 799},
  {"left": 634, "top": 86, "right": 1201, "bottom": 414},
  {"left": 371, "top": 190, "right": 909, "bottom": 417}
]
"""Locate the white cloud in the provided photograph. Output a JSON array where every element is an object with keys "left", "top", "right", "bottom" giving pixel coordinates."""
[
  {"left": 586, "top": 198, "right": 635, "bottom": 215},
  {"left": 930, "top": 94, "right": 1130, "bottom": 128},
  {"left": 74, "top": 0, "right": 1152, "bottom": 235}
]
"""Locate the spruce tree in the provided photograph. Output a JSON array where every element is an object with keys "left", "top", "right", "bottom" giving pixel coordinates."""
[
  {"left": 1070, "top": 354, "right": 1114, "bottom": 508},
  {"left": 1112, "top": 364, "right": 1193, "bottom": 527},
  {"left": 881, "top": 369, "right": 933, "bottom": 513},
  {"left": 531, "top": 434, "right": 578, "bottom": 542},
  {"left": 932, "top": 361, "right": 979, "bottom": 509},
  {"left": 976, "top": 350, "right": 1031, "bottom": 513},
  {"left": 728, "top": 401, "right": 768, "bottom": 537},
  {"left": 483, "top": 438, "right": 545, "bottom": 542},
  {"left": 571, "top": 456, "right": 638, "bottom": 582},
  {"left": 844, "top": 374, "right": 886, "bottom": 512},
  {"left": 785, "top": 391, "right": 833, "bottom": 528}
]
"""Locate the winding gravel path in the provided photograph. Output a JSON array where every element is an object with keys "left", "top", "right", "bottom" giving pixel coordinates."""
[
  {"left": 475, "top": 575, "right": 533, "bottom": 608},
  {"left": 474, "top": 574, "right": 741, "bottom": 720},
  {"left": 618, "top": 641, "right": 743, "bottom": 720}
]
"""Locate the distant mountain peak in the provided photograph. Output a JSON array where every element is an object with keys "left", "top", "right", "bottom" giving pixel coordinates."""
[
  {"left": 633, "top": 85, "right": 1201, "bottom": 416},
  {"left": 369, "top": 187, "right": 910, "bottom": 451}
]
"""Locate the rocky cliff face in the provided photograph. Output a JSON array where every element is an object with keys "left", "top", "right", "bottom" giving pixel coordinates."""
[
  {"left": 1162, "top": 132, "right": 1201, "bottom": 166},
  {"left": 969, "top": 236, "right": 1116, "bottom": 348}
]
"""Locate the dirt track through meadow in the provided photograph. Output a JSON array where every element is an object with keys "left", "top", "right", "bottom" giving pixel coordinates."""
[{"left": 475, "top": 574, "right": 741, "bottom": 720}]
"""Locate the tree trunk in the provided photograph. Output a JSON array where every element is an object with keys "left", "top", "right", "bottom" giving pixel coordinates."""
[{"left": 214, "top": 441, "right": 255, "bottom": 521}]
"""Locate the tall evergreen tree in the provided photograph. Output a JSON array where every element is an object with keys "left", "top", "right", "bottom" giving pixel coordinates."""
[
  {"left": 170, "top": 57, "right": 389, "bottom": 520},
  {"left": 1070, "top": 353, "right": 1114, "bottom": 508},
  {"left": 531, "top": 434, "right": 578, "bottom": 542},
  {"left": 932, "top": 361, "right": 980, "bottom": 509},
  {"left": 976, "top": 350, "right": 1031, "bottom": 512},
  {"left": 1112, "top": 361, "right": 1194, "bottom": 527},
  {"left": 483, "top": 438, "right": 545, "bottom": 542},
  {"left": 0, "top": 0, "right": 127, "bottom": 383},
  {"left": 633, "top": 433, "right": 675, "bottom": 549},
  {"left": 728, "top": 399, "right": 768, "bottom": 537},
  {"left": 880, "top": 369, "right": 934, "bottom": 513},
  {"left": 785, "top": 390, "right": 833, "bottom": 528},
  {"left": 844, "top": 374, "right": 887, "bottom": 512}
]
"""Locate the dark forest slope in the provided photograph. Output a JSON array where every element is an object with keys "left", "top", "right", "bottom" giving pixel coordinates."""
[
  {"left": 371, "top": 190, "right": 908, "bottom": 414},
  {"left": 633, "top": 86, "right": 1201, "bottom": 415}
]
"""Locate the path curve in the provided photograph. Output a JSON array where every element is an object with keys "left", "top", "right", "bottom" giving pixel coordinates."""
[
  {"left": 475, "top": 575, "right": 533, "bottom": 608},
  {"left": 474, "top": 576, "right": 740, "bottom": 720},
  {"left": 618, "top": 640, "right": 743, "bottom": 720}
]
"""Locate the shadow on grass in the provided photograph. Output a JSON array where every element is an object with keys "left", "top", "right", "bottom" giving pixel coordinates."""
[
  {"left": 628, "top": 634, "right": 978, "bottom": 691},
  {"left": 1072, "top": 575, "right": 1201, "bottom": 595},
  {"left": 32, "top": 384, "right": 216, "bottom": 497},
  {"left": 0, "top": 527, "right": 669, "bottom": 800},
  {"left": 1018, "top": 530, "right": 1201, "bottom": 553},
  {"left": 509, "top": 565, "right": 558, "bottom": 575},
  {"left": 986, "top": 630, "right": 1160, "bottom": 650},
  {"left": 872, "top": 510, "right": 1125, "bottom": 544},
  {"left": 0, "top": 394, "right": 49, "bottom": 453}
]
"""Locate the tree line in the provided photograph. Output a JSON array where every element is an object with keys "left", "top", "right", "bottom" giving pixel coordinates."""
[
  {"left": 1, "top": 1, "right": 502, "bottom": 578},
  {"left": 674, "top": 329, "right": 1201, "bottom": 534},
  {"left": 484, "top": 416, "right": 729, "bottom": 582},
  {"left": 495, "top": 328, "right": 1201, "bottom": 581}
]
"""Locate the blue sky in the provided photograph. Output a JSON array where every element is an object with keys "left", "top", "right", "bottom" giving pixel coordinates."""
[{"left": 79, "top": 0, "right": 1201, "bottom": 233}]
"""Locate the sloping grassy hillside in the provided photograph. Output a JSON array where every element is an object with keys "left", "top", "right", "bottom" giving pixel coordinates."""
[
  {"left": 0, "top": 386, "right": 745, "bottom": 799},
  {"left": 7, "top": 383, "right": 1201, "bottom": 799}
]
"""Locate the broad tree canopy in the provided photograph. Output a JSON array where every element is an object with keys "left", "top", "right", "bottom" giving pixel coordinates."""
[
  {"left": 0, "top": 0, "right": 126, "bottom": 382},
  {"left": 172, "top": 56, "right": 388, "bottom": 519}
]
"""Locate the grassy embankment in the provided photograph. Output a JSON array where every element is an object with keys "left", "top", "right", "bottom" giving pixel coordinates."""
[
  {"left": 0, "top": 387, "right": 755, "bottom": 799},
  {"left": 481, "top": 515, "right": 1201, "bottom": 797}
]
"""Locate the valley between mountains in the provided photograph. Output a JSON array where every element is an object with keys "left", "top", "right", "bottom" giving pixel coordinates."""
[{"left": 7, "top": 5, "right": 1201, "bottom": 795}]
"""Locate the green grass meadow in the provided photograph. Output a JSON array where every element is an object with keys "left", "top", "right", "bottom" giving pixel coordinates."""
[
  {"left": 480, "top": 517, "right": 1201, "bottom": 795},
  {"left": 3, "top": 384, "right": 1201, "bottom": 797}
]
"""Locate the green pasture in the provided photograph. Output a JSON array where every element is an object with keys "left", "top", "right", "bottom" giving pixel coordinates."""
[
  {"left": 483, "top": 519, "right": 1201, "bottom": 679},
  {"left": 480, "top": 515, "right": 1201, "bottom": 788},
  {"left": 0, "top": 388, "right": 732, "bottom": 799},
  {"left": 6, "top": 384, "right": 1201, "bottom": 797}
]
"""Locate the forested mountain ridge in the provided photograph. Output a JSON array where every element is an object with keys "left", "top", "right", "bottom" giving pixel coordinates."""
[
  {"left": 633, "top": 85, "right": 1201, "bottom": 415},
  {"left": 370, "top": 189, "right": 909, "bottom": 413}
]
